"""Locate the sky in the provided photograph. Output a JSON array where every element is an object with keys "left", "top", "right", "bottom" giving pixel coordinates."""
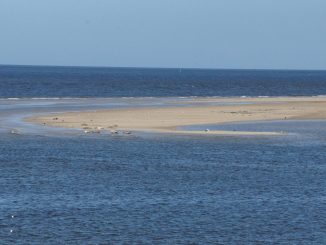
[{"left": 0, "top": 0, "right": 326, "bottom": 70}]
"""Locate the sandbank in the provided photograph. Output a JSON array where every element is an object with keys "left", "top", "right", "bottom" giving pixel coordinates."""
[{"left": 26, "top": 96, "right": 326, "bottom": 136}]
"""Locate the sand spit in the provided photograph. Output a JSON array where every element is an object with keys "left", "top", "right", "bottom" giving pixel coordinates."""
[{"left": 26, "top": 97, "right": 326, "bottom": 136}]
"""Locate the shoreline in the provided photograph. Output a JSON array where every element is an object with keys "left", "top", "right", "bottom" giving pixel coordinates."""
[{"left": 26, "top": 96, "right": 326, "bottom": 136}]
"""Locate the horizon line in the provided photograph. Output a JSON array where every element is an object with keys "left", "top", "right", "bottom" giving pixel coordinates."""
[{"left": 1, "top": 63, "right": 326, "bottom": 72}]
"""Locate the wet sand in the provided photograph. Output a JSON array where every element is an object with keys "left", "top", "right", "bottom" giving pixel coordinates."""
[{"left": 27, "top": 97, "right": 326, "bottom": 136}]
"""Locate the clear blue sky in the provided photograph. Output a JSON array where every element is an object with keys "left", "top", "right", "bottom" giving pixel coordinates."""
[{"left": 1, "top": 0, "right": 326, "bottom": 69}]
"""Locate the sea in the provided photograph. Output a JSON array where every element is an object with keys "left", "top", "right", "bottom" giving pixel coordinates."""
[{"left": 1, "top": 65, "right": 326, "bottom": 244}]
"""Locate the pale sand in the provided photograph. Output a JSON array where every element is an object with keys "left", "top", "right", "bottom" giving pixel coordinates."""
[{"left": 27, "top": 97, "right": 326, "bottom": 136}]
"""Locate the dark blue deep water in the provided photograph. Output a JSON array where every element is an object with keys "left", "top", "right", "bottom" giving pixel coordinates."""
[
  {"left": 1, "top": 65, "right": 326, "bottom": 244},
  {"left": 1, "top": 65, "right": 326, "bottom": 98}
]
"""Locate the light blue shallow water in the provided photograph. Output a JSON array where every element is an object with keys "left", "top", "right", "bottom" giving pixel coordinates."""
[
  {"left": 1, "top": 66, "right": 326, "bottom": 244},
  {"left": 181, "top": 120, "right": 326, "bottom": 146}
]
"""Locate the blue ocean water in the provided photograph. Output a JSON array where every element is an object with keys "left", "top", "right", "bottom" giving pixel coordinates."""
[
  {"left": 1, "top": 65, "right": 326, "bottom": 97},
  {"left": 1, "top": 65, "right": 326, "bottom": 244}
]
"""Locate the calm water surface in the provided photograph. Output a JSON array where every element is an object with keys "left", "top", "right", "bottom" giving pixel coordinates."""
[
  {"left": 1, "top": 65, "right": 326, "bottom": 98},
  {"left": 1, "top": 66, "right": 326, "bottom": 244}
]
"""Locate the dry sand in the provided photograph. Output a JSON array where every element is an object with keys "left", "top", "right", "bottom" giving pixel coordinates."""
[{"left": 27, "top": 97, "right": 326, "bottom": 136}]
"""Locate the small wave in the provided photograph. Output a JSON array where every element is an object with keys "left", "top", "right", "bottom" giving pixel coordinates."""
[
  {"left": 31, "top": 97, "right": 64, "bottom": 100},
  {"left": 6, "top": 98, "right": 20, "bottom": 100}
]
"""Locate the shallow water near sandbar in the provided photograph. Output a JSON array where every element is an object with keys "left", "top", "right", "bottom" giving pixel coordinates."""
[
  {"left": 1, "top": 129, "right": 326, "bottom": 244},
  {"left": 181, "top": 120, "right": 326, "bottom": 146}
]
